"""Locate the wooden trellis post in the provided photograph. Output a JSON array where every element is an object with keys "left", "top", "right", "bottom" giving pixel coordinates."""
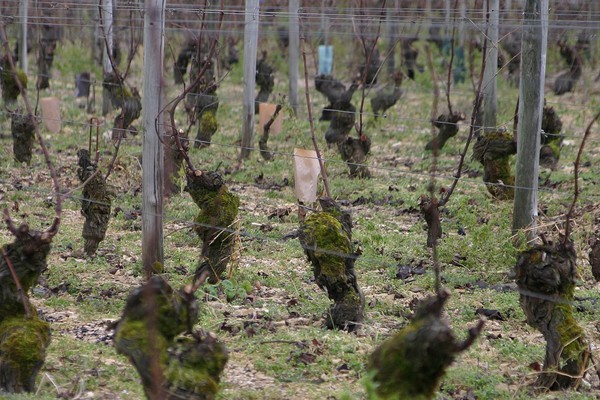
[
  {"left": 482, "top": 0, "right": 498, "bottom": 132},
  {"left": 101, "top": 0, "right": 113, "bottom": 115},
  {"left": 141, "top": 0, "right": 165, "bottom": 273},
  {"left": 240, "top": 0, "right": 260, "bottom": 159},
  {"left": 19, "top": 0, "right": 28, "bottom": 73},
  {"left": 512, "top": 0, "right": 548, "bottom": 236},
  {"left": 289, "top": 0, "right": 299, "bottom": 115}
]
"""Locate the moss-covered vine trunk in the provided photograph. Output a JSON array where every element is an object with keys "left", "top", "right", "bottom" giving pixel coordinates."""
[
  {"left": 514, "top": 240, "right": 591, "bottom": 390},
  {"left": 0, "top": 225, "right": 53, "bottom": 393},
  {"left": 299, "top": 198, "right": 365, "bottom": 331},
  {"left": 540, "top": 102, "right": 563, "bottom": 170},
  {"left": 425, "top": 112, "right": 465, "bottom": 151},
  {"left": 186, "top": 42, "right": 219, "bottom": 149},
  {"left": 77, "top": 149, "right": 112, "bottom": 255},
  {"left": 368, "top": 291, "right": 484, "bottom": 399},
  {"left": 254, "top": 51, "right": 274, "bottom": 114},
  {"left": 114, "top": 276, "right": 228, "bottom": 399},
  {"left": 419, "top": 195, "right": 442, "bottom": 248},
  {"left": 11, "top": 112, "right": 35, "bottom": 165},
  {"left": 37, "top": 24, "right": 60, "bottom": 90},
  {"left": 185, "top": 170, "right": 240, "bottom": 284},
  {"left": 472, "top": 129, "right": 516, "bottom": 200},
  {"left": 103, "top": 73, "right": 142, "bottom": 140}
]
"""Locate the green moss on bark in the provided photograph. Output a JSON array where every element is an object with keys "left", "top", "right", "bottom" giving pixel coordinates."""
[
  {"left": 0, "top": 316, "right": 51, "bottom": 393},
  {"left": 367, "top": 292, "right": 483, "bottom": 399},
  {"left": 299, "top": 199, "right": 364, "bottom": 331},
  {"left": 515, "top": 240, "right": 590, "bottom": 390},
  {"left": 1, "top": 56, "right": 27, "bottom": 104},
  {"left": 114, "top": 276, "right": 228, "bottom": 399},
  {"left": 472, "top": 129, "right": 516, "bottom": 200},
  {"left": 185, "top": 171, "right": 240, "bottom": 284}
]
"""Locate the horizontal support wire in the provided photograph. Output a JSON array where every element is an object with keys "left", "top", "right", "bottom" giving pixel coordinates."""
[{"left": 0, "top": 171, "right": 595, "bottom": 308}]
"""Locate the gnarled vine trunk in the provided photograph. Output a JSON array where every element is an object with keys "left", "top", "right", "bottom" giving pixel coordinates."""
[
  {"left": 515, "top": 239, "right": 591, "bottom": 390},
  {"left": 0, "top": 225, "right": 53, "bottom": 393}
]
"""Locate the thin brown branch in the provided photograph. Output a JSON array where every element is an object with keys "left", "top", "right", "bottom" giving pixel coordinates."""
[
  {"left": 356, "top": 0, "right": 386, "bottom": 137},
  {"left": 2, "top": 248, "right": 32, "bottom": 318},
  {"left": 424, "top": 42, "right": 441, "bottom": 295},
  {"left": 439, "top": 19, "right": 489, "bottom": 207},
  {"left": 103, "top": 134, "right": 123, "bottom": 181},
  {"left": 122, "top": 6, "right": 142, "bottom": 79},
  {"left": 564, "top": 109, "right": 600, "bottom": 243},
  {"left": 0, "top": 22, "right": 61, "bottom": 237},
  {"left": 300, "top": 36, "right": 331, "bottom": 199},
  {"left": 3, "top": 208, "right": 19, "bottom": 237},
  {"left": 164, "top": 10, "right": 225, "bottom": 173}
]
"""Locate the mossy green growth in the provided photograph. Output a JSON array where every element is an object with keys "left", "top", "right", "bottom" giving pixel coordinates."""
[
  {"left": 299, "top": 203, "right": 365, "bottom": 331},
  {"left": 0, "top": 237, "right": 52, "bottom": 318},
  {"left": 301, "top": 212, "right": 351, "bottom": 279},
  {"left": 0, "top": 315, "right": 51, "bottom": 393},
  {"left": 199, "top": 110, "right": 218, "bottom": 137},
  {"left": 164, "top": 335, "right": 229, "bottom": 399},
  {"left": 1, "top": 57, "right": 28, "bottom": 104},
  {"left": 472, "top": 129, "right": 516, "bottom": 200},
  {"left": 555, "top": 301, "right": 587, "bottom": 364},
  {"left": 367, "top": 293, "right": 482, "bottom": 400},
  {"left": 114, "top": 277, "right": 228, "bottom": 399},
  {"left": 368, "top": 319, "right": 452, "bottom": 400},
  {"left": 114, "top": 319, "right": 169, "bottom": 366},
  {"left": 193, "top": 185, "right": 240, "bottom": 237},
  {"left": 185, "top": 171, "right": 240, "bottom": 283},
  {"left": 515, "top": 241, "right": 590, "bottom": 389},
  {"left": 485, "top": 159, "right": 515, "bottom": 200}
]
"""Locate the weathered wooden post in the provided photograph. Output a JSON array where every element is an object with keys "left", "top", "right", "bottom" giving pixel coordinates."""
[
  {"left": 482, "top": 0, "right": 498, "bottom": 132},
  {"left": 100, "top": 0, "right": 113, "bottom": 116},
  {"left": 289, "top": 0, "right": 299, "bottom": 115},
  {"left": 141, "top": 0, "right": 165, "bottom": 272},
  {"left": 512, "top": 0, "right": 548, "bottom": 236},
  {"left": 240, "top": 0, "right": 260, "bottom": 159},
  {"left": 18, "top": 0, "right": 28, "bottom": 74},
  {"left": 385, "top": 1, "right": 397, "bottom": 76}
]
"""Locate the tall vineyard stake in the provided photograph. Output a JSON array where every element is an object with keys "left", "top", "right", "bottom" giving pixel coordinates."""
[
  {"left": 240, "top": 0, "right": 260, "bottom": 159},
  {"left": 385, "top": 0, "right": 398, "bottom": 76},
  {"left": 289, "top": 0, "right": 299, "bottom": 115},
  {"left": 142, "top": 0, "right": 165, "bottom": 275},
  {"left": 482, "top": 0, "right": 498, "bottom": 133},
  {"left": 512, "top": 0, "right": 548, "bottom": 238},
  {"left": 100, "top": 0, "right": 113, "bottom": 115},
  {"left": 19, "top": 0, "right": 28, "bottom": 73}
]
